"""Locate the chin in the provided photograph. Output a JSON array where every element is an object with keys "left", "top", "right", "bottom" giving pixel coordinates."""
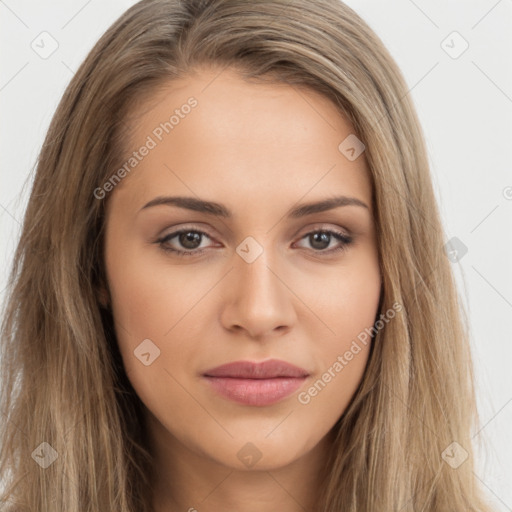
[{"left": 204, "top": 434, "right": 318, "bottom": 472}]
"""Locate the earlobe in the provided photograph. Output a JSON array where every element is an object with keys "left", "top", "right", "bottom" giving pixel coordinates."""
[{"left": 96, "top": 282, "right": 111, "bottom": 309}]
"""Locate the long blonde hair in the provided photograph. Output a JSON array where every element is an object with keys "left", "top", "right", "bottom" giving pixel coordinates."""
[{"left": 0, "top": 0, "right": 494, "bottom": 510}]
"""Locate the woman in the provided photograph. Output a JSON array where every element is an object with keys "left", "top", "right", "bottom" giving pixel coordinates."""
[{"left": 0, "top": 0, "right": 495, "bottom": 510}]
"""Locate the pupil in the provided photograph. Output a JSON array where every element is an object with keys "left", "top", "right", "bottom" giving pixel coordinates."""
[
  {"left": 311, "top": 232, "right": 330, "bottom": 250},
  {"left": 180, "top": 231, "right": 201, "bottom": 249}
]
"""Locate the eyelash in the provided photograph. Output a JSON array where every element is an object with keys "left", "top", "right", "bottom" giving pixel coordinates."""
[{"left": 156, "top": 226, "right": 353, "bottom": 258}]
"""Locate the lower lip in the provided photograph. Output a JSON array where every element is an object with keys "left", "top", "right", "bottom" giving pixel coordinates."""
[{"left": 202, "top": 376, "right": 307, "bottom": 406}]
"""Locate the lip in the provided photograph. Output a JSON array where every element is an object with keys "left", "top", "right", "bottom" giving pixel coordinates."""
[{"left": 202, "top": 359, "right": 310, "bottom": 406}]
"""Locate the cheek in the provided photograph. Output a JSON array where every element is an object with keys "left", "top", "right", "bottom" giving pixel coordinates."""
[
  {"left": 301, "top": 246, "right": 381, "bottom": 342},
  {"left": 296, "top": 251, "right": 381, "bottom": 409},
  {"left": 106, "top": 244, "right": 200, "bottom": 340},
  {"left": 104, "top": 239, "right": 221, "bottom": 381},
  {"left": 105, "top": 249, "right": 202, "bottom": 414}
]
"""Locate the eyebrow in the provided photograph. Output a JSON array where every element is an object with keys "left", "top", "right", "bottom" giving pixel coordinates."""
[{"left": 139, "top": 194, "right": 369, "bottom": 218}]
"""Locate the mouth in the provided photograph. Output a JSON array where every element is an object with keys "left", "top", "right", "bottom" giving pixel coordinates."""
[{"left": 201, "top": 359, "right": 310, "bottom": 406}]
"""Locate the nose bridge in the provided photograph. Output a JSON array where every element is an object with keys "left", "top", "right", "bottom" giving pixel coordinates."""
[
  {"left": 221, "top": 236, "right": 296, "bottom": 336},
  {"left": 238, "top": 246, "right": 278, "bottom": 298}
]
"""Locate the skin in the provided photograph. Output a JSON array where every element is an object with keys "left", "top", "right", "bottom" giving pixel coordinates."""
[{"left": 102, "top": 65, "right": 382, "bottom": 512}]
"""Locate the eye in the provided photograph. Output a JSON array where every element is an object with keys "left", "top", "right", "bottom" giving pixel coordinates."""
[
  {"left": 156, "top": 226, "right": 353, "bottom": 257},
  {"left": 294, "top": 229, "right": 353, "bottom": 254},
  {"left": 157, "top": 228, "right": 214, "bottom": 257}
]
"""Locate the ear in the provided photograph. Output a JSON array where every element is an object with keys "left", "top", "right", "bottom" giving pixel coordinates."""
[{"left": 96, "top": 281, "right": 111, "bottom": 309}]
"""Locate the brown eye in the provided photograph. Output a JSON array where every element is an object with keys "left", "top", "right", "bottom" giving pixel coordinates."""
[
  {"left": 177, "top": 231, "right": 203, "bottom": 249},
  {"left": 157, "top": 229, "right": 214, "bottom": 256},
  {"left": 295, "top": 229, "right": 352, "bottom": 254}
]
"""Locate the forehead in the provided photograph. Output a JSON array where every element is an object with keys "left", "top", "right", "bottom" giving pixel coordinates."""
[{"left": 109, "top": 67, "right": 373, "bottom": 217}]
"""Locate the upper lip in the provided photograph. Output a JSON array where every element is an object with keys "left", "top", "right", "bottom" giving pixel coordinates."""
[{"left": 202, "top": 359, "right": 310, "bottom": 379}]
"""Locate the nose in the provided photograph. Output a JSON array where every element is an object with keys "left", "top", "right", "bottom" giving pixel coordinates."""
[{"left": 219, "top": 246, "right": 297, "bottom": 340}]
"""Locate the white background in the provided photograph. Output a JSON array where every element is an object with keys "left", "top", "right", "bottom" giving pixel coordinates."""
[{"left": 1, "top": 0, "right": 511, "bottom": 508}]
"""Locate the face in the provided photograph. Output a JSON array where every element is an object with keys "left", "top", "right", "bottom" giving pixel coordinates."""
[{"left": 103, "top": 66, "right": 381, "bottom": 474}]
